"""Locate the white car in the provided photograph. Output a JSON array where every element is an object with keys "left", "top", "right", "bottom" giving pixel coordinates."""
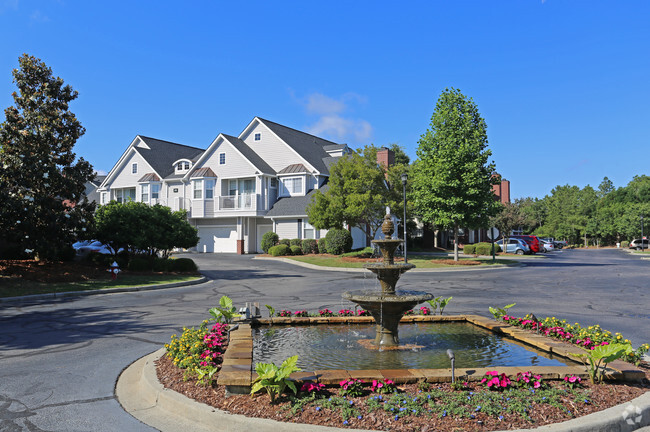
[
  {"left": 495, "top": 238, "right": 531, "bottom": 255},
  {"left": 540, "top": 240, "right": 555, "bottom": 252}
]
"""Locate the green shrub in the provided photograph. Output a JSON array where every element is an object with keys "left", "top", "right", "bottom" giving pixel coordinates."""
[
  {"left": 170, "top": 258, "right": 198, "bottom": 272},
  {"left": 463, "top": 244, "right": 476, "bottom": 254},
  {"left": 621, "top": 240, "right": 630, "bottom": 248},
  {"left": 152, "top": 257, "right": 171, "bottom": 272},
  {"left": 290, "top": 238, "right": 302, "bottom": 247},
  {"left": 341, "top": 247, "right": 374, "bottom": 258},
  {"left": 57, "top": 245, "right": 76, "bottom": 262},
  {"left": 261, "top": 231, "right": 279, "bottom": 253},
  {"left": 475, "top": 242, "right": 500, "bottom": 255},
  {"left": 290, "top": 245, "right": 302, "bottom": 255},
  {"left": 88, "top": 252, "right": 113, "bottom": 267},
  {"left": 317, "top": 238, "right": 328, "bottom": 254},
  {"left": 324, "top": 228, "right": 353, "bottom": 255},
  {"left": 278, "top": 239, "right": 291, "bottom": 247},
  {"left": 128, "top": 256, "right": 153, "bottom": 271},
  {"left": 269, "top": 244, "right": 291, "bottom": 256},
  {"left": 301, "top": 239, "right": 318, "bottom": 254}
]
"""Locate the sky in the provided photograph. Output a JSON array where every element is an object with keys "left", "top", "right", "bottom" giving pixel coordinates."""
[{"left": 1, "top": 1, "right": 648, "bottom": 199}]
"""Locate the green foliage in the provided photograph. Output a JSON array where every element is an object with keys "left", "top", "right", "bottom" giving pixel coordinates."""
[
  {"left": 301, "top": 239, "right": 318, "bottom": 254},
  {"left": 261, "top": 231, "right": 279, "bottom": 253},
  {"left": 0, "top": 54, "right": 95, "bottom": 260},
  {"left": 268, "top": 244, "right": 291, "bottom": 256},
  {"left": 571, "top": 343, "right": 630, "bottom": 384},
  {"left": 411, "top": 88, "right": 500, "bottom": 261},
  {"left": 426, "top": 296, "right": 453, "bottom": 315},
  {"left": 94, "top": 202, "right": 198, "bottom": 258},
  {"left": 621, "top": 240, "right": 629, "bottom": 248},
  {"left": 491, "top": 202, "right": 528, "bottom": 244},
  {"left": 475, "top": 242, "right": 499, "bottom": 255},
  {"left": 250, "top": 355, "right": 301, "bottom": 403},
  {"left": 152, "top": 257, "right": 171, "bottom": 272},
  {"left": 290, "top": 245, "right": 302, "bottom": 255},
  {"left": 324, "top": 228, "right": 353, "bottom": 255},
  {"left": 489, "top": 303, "right": 516, "bottom": 320},
  {"left": 289, "top": 238, "right": 302, "bottom": 247},
  {"left": 317, "top": 238, "right": 328, "bottom": 254},
  {"left": 307, "top": 144, "right": 407, "bottom": 246},
  {"left": 463, "top": 244, "right": 476, "bottom": 254},
  {"left": 128, "top": 256, "right": 152, "bottom": 272},
  {"left": 341, "top": 247, "right": 374, "bottom": 258},
  {"left": 170, "top": 257, "right": 197, "bottom": 272},
  {"left": 278, "top": 238, "right": 291, "bottom": 247},
  {"left": 209, "top": 295, "right": 240, "bottom": 324},
  {"left": 265, "top": 304, "right": 275, "bottom": 318}
]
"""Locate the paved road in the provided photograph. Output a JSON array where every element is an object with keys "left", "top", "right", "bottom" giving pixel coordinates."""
[{"left": 0, "top": 248, "right": 648, "bottom": 431}]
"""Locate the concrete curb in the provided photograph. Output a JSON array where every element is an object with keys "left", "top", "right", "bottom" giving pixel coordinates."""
[
  {"left": 117, "top": 349, "right": 650, "bottom": 432},
  {"left": 0, "top": 276, "right": 208, "bottom": 305},
  {"left": 253, "top": 256, "right": 524, "bottom": 272}
]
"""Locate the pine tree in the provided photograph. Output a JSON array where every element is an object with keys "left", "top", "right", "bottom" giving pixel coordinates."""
[{"left": 0, "top": 54, "right": 95, "bottom": 260}]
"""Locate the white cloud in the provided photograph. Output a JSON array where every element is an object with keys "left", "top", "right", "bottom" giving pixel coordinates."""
[
  {"left": 94, "top": 169, "right": 108, "bottom": 176},
  {"left": 300, "top": 92, "right": 373, "bottom": 144}
]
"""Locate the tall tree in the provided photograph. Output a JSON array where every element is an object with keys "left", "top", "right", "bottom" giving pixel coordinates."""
[
  {"left": 490, "top": 202, "right": 527, "bottom": 252},
  {"left": 411, "top": 88, "right": 499, "bottom": 260},
  {"left": 0, "top": 54, "right": 95, "bottom": 260},
  {"left": 307, "top": 145, "right": 405, "bottom": 245}
]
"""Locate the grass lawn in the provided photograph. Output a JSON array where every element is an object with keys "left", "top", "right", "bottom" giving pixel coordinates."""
[
  {"left": 0, "top": 274, "right": 202, "bottom": 298},
  {"left": 284, "top": 255, "right": 515, "bottom": 268}
]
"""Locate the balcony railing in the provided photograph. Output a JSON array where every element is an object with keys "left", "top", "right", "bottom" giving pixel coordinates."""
[{"left": 219, "top": 194, "right": 257, "bottom": 211}]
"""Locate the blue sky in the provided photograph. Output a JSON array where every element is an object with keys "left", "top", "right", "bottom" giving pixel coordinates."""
[{"left": 1, "top": 1, "right": 648, "bottom": 199}]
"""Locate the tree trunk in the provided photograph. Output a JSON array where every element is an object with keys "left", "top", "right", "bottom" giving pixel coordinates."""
[{"left": 453, "top": 224, "right": 459, "bottom": 261}]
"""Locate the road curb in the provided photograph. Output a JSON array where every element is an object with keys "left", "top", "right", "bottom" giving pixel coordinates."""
[
  {"left": 0, "top": 276, "right": 208, "bottom": 305},
  {"left": 253, "top": 256, "right": 524, "bottom": 272},
  {"left": 117, "top": 349, "right": 650, "bottom": 432}
]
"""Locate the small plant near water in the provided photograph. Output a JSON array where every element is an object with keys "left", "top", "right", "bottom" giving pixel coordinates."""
[
  {"left": 265, "top": 304, "right": 275, "bottom": 318},
  {"left": 571, "top": 343, "right": 630, "bottom": 384},
  {"left": 488, "top": 302, "right": 516, "bottom": 320},
  {"left": 426, "top": 296, "right": 453, "bottom": 315},
  {"left": 370, "top": 379, "right": 396, "bottom": 394},
  {"left": 564, "top": 375, "right": 583, "bottom": 389},
  {"left": 339, "top": 378, "right": 365, "bottom": 397},
  {"left": 208, "top": 295, "right": 240, "bottom": 323},
  {"left": 319, "top": 309, "right": 334, "bottom": 317},
  {"left": 251, "top": 355, "right": 301, "bottom": 403}
]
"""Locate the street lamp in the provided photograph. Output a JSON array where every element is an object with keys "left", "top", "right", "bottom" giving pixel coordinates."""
[
  {"left": 401, "top": 173, "right": 408, "bottom": 264},
  {"left": 642, "top": 216, "right": 645, "bottom": 252}
]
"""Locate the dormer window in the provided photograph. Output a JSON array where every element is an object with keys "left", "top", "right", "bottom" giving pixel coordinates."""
[
  {"left": 283, "top": 177, "right": 303, "bottom": 195},
  {"left": 175, "top": 160, "right": 192, "bottom": 173},
  {"left": 184, "top": 162, "right": 190, "bottom": 170}
]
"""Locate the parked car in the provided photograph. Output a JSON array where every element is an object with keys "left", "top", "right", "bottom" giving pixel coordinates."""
[
  {"left": 540, "top": 240, "right": 555, "bottom": 252},
  {"left": 72, "top": 240, "right": 114, "bottom": 256},
  {"left": 495, "top": 238, "right": 531, "bottom": 255},
  {"left": 509, "top": 235, "right": 541, "bottom": 253},
  {"left": 629, "top": 239, "right": 649, "bottom": 250}
]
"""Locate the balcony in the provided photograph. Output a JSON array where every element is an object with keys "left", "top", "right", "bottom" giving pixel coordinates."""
[
  {"left": 219, "top": 194, "right": 257, "bottom": 210},
  {"left": 191, "top": 194, "right": 259, "bottom": 218}
]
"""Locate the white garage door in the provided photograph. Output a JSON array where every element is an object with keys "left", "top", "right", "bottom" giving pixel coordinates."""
[{"left": 197, "top": 226, "right": 237, "bottom": 253}]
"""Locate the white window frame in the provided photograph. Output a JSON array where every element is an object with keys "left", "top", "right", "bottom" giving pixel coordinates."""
[
  {"left": 205, "top": 179, "right": 215, "bottom": 199},
  {"left": 151, "top": 183, "right": 160, "bottom": 200},
  {"left": 303, "top": 220, "right": 316, "bottom": 239},
  {"left": 132, "top": 163, "right": 137, "bottom": 174},
  {"left": 283, "top": 177, "right": 303, "bottom": 196},
  {"left": 219, "top": 153, "right": 226, "bottom": 165},
  {"left": 193, "top": 180, "right": 203, "bottom": 199},
  {"left": 141, "top": 184, "right": 149, "bottom": 203}
]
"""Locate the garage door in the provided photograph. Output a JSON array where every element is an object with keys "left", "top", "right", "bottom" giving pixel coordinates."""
[{"left": 197, "top": 226, "right": 237, "bottom": 253}]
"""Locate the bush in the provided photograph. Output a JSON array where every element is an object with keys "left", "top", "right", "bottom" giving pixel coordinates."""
[
  {"left": 290, "top": 245, "right": 302, "bottom": 255},
  {"left": 341, "top": 247, "right": 374, "bottom": 258},
  {"left": 290, "top": 238, "right": 302, "bottom": 247},
  {"left": 301, "top": 239, "right": 318, "bottom": 254},
  {"left": 88, "top": 251, "right": 114, "bottom": 268},
  {"left": 621, "top": 240, "right": 630, "bottom": 248},
  {"left": 278, "top": 239, "right": 291, "bottom": 247},
  {"left": 324, "top": 228, "right": 353, "bottom": 255},
  {"left": 463, "top": 244, "right": 476, "bottom": 254},
  {"left": 57, "top": 245, "right": 76, "bottom": 262},
  {"left": 261, "top": 231, "right": 279, "bottom": 253},
  {"left": 128, "top": 256, "right": 153, "bottom": 271},
  {"left": 269, "top": 244, "right": 291, "bottom": 256},
  {"left": 170, "top": 258, "right": 198, "bottom": 272},
  {"left": 317, "top": 238, "right": 328, "bottom": 254},
  {"left": 475, "top": 242, "right": 500, "bottom": 255},
  {"left": 152, "top": 257, "right": 172, "bottom": 272}
]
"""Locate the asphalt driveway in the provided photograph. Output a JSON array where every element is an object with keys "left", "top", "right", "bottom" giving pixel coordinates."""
[{"left": 0, "top": 248, "right": 648, "bottom": 431}]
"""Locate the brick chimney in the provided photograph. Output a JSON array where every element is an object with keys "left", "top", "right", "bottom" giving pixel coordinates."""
[
  {"left": 492, "top": 175, "right": 510, "bottom": 204},
  {"left": 376, "top": 148, "right": 394, "bottom": 173}
]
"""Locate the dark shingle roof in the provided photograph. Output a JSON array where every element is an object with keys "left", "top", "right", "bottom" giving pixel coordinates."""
[
  {"left": 135, "top": 136, "right": 204, "bottom": 179},
  {"left": 257, "top": 118, "right": 339, "bottom": 175},
  {"left": 265, "top": 185, "right": 329, "bottom": 218},
  {"left": 277, "top": 164, "right": 308, "bottom": 175},
  {"left": 222, "top": 134, "right": 275, "bottom": 175}
]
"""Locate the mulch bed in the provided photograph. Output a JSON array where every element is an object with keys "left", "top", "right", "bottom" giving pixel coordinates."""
[
  {"left": 0, "top": 259, "right": 107, "bottom": 283},
  {"left": 156, "top": 355, "right": 650, "bottom": 431}
]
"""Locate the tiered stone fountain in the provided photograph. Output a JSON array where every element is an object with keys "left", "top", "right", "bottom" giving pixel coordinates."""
[{"left": 343, "top": 211, "right": 434, "bottom": 347}]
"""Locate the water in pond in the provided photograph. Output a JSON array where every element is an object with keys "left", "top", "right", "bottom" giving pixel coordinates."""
[{"left": 253, "top": 322, "right": 574, "bottom": 370}]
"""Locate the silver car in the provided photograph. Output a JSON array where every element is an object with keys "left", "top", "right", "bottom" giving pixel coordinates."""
[{"left": 495, "top": 238, "right": 531, "bottom": 255}]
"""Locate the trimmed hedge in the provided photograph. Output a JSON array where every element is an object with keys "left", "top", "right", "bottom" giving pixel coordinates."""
[
  {"left": 269, "top": 244, "right": 291, "bottom": 256},
  {"left": 324, "top": 228, "right": 353, "bottom": 255},
  {"left": 290, "top": 238, "right": 302, "bottom": 247},
  {"left": 278, "top": 239, "right": 291, "bottom": 247},
  {"left": 128, "top": 256, "right": 152, "bottom": 271},
  {"left": 317, "top": 238, "right": 328, "bottom": 254},
  {"left": 463, "top": 244, "right": 476, "bottom": 254},
  {"left": 475, "top": 242, "right": 501, "bottom": 255},
  {"left": 621, "top": 240, "right": 630, "bottom": 248},
  {"left": 170, "top": 258, "right": 198, "bottom": 272},
  {"left": 301, "top": 239, "right": 318, "bottom": 254},
  {"left": 261, "top": 231, "right": 279, "bottom": 253},
  {"left": 290, "top": 245, "right": 302, "bottom": 255}
]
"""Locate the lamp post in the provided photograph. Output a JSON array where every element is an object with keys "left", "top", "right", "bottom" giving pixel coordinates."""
[
  {"left": 401, "top": 173, "right": 408, "bottom": 264},
  {"left": 642, "top": 216, "right": 645, "bottom": 252}
]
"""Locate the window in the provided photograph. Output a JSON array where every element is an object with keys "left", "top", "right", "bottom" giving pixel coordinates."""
[
  {"left": 184, "top": 161, "right": 190, "bottom": 170},
  {"left": 193, "top": 180, "right": 203, "bottom": 199},
  {"left": 177, "top": 162, "right": 183, "bottom": 170},
  {"left": 116, "top": 188, "right": 136, "bottom": 203},
  {"left": 304, "top": 221, "right": 315, "bottom": 239},
  {"left": 205, "top": 179, "right": 215, "bottom": 199},
  {"left": 141, "top": 184, "right": 149, "bottom": 203},
  {"left": 270, "top": 178, "right": 278, "bottom": 188},
  {"left": 229, "top": 180, "right": 237, "bottom": 196},
  {"left": 254, "top": 133, "right": 261, "bottom": 141},
  {"left": 101, "top": 192, "right": 108, "bottom": 205},
  {"left": 283, "top": 177, "right": 302, "bottom": 195},
  {"left": 132, "top": 163, "right": 137, "bottom": 174},
  {"left": 151, "top": 184, "right": 160, "bottom": 200},
  {"left": 219, "top": 153, "right": 226, "bottom": 165}
]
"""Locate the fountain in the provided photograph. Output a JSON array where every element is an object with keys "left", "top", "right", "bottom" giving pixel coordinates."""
[{"left": 342, "top": 210, "right": 434, "bottom": 347}]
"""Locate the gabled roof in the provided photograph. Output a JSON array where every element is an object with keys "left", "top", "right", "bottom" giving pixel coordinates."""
[
  {"left": 265, "top": 184, "right": 329, "bottom": 218},
  {"left": 135, "top": 136, "right": 204, "bottom": 179},
  {"left": 221, "top": 134, "right": 275, "bottom": 175},
  {"left": 255, "top": 118, "right": 339, "bottom": 175}
]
